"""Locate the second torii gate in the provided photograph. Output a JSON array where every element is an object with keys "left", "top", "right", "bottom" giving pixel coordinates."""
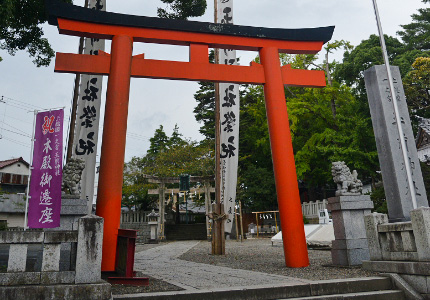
[{"left": 47, "top": 0, "right": 334, "bottom": 271}]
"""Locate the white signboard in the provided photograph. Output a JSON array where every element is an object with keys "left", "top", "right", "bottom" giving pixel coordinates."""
[
  {"left": 72, "top": 0, "right": 106, "bottom": 213},
  {"left": 217, "top": 0, "right": 239, "bottom": 233}
]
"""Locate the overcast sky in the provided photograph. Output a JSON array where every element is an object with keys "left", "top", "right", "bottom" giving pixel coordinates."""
[{"left": 0, "top": 0, "right": 428, "bottom": 165}]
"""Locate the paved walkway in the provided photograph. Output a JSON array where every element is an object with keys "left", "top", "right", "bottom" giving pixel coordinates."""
[{"left": 134, "top": 241, "right": 310, "bottom": 291}]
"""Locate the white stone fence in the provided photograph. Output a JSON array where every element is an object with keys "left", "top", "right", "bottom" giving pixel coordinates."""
[
  {"left": 302, "top": 199, "right": 328, "bottom": 219},
  {"left": 120, "top": 210, "right": 152, "bottom": 224},
  {"left": 0, "top": 215, "right": 104, "bottom": 286}
]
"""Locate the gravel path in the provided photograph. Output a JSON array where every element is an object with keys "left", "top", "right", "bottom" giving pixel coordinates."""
[{"left": 179, "top": 239, "right": 378, "bottom": 281}]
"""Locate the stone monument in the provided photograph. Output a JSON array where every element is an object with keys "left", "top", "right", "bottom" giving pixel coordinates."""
[
  {"left": 328, "top": 161, "right": 374, "bottom": 266},
  {"left": 364, "top": 65, "right": 428, "bottom": 222}
]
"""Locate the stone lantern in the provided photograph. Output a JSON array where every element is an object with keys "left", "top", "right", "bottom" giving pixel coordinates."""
[{"left": 147, "top": 210, "right": 160, "bottom": 243}]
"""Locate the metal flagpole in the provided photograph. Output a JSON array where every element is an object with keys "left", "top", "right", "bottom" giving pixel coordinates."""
[
  {"left": 23, "top": 110, "right": 38, "bottom": 230},
  {"left": 371, "top": 0, "right": 417, "bottom": 209}
]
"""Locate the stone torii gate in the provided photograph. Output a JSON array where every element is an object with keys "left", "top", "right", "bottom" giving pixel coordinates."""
[
  {"left": 47, "top": 0, "right": 334, "bottom": 270},
  {"left": 144, "top": 175, "right": 214, "bottom": 239}
]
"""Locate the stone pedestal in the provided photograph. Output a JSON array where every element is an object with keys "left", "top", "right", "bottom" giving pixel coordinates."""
[{"left": 328, "top": 195, "right": 374, "bottom": 266}]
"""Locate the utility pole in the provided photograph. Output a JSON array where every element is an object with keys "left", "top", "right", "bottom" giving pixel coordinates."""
[{"left": 212, "top": 0, "right": 226, "bottom": 255}]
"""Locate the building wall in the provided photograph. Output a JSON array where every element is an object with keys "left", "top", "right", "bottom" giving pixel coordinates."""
[
  {"left": 0, "top": 213, "right": 25, "bottom": 228},
  {"left": 1, "top": 162, "right": 29, "bottom": 176}
]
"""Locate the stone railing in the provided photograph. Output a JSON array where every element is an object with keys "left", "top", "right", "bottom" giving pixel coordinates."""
[
  {"left": 364, "top": 208, "right": 430, "bottom": 262},
  {"left": 302, "top": 199, "right": 328, "bottom": 219},
  {"left": 363, "top": 207, "right": 430, "bottom": 298},
  {"left": 0, "top": 215, "right": 103, "bottom": 286}
]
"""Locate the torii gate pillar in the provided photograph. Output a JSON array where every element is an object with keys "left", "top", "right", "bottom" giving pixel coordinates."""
[
  {"left": 95, "top": 35, "right": 133, "bottom": 271},
  {"left": 260, "top": 47, "right": 308, "bottom": 266}
]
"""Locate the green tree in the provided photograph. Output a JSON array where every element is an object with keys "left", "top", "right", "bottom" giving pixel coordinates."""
[
  {"left": 148, "top": 125, "right": 169, "bottom": 154},
  {"left": 334, "top": 34, "right": 425, "bottom": 100},
  {"left": 157, "top": 0, "right": 207, "bottom": 19},
  {"left": 403, "top": 57, "right": 430, "bottom": 128},
  {"left": 168, "top": 124, "right": 186, "bottom": 148},
  {"left": 0, "top": 0, "right": 72, "bottom": 66},
  {"left": 398, "top": 0, "right": 430, "bottom": 51},
  {"left": 122, "top": 157, "right": 156, "bottom": 211},
  {"left": 1, "top": 0, "right": 206, "bottom": 66}
]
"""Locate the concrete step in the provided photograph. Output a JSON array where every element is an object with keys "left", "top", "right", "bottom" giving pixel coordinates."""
[
  {"left": 306, "top": 277, "right": 393, "bottom": 296},
  {"left": 113, "top": 277, "right": 405, "bottom": 300},
  {"left": 283, "top": 290, "right": 405, "bottom": 300}
]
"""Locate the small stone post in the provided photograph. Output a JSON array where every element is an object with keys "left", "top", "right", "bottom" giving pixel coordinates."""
[
  {"left": 410, "top": 207, "right": 430, "bottom": 261},
  {"left": 75, "top": 215, "right": 104, "bottom": 284},
  {"left": 364, "top": 212, "right": 388, "bottom": 260},
  {"left": 147, "top": 210, "right": 159, "bottom": 243}
]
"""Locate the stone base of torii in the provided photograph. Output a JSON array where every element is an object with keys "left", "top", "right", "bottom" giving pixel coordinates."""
[{"left": 144, "top": 175, "right": 214, "bottom": 239}]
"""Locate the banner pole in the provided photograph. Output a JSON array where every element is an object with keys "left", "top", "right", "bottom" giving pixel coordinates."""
[{"left": 23, "top": 110, "right": 38, "bottom": 230}]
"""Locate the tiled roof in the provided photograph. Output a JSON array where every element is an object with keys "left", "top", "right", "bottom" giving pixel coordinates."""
[
  {"left": 0, "top": 157, "right": 29, "bottom": 169},
  {"left": 419, "top": 118, "right": 430, "bottom": 135}
]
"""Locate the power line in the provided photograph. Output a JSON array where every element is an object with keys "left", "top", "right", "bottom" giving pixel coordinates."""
[
  {"left": 0, "top": 128, "right": 31, "bottom": 138},
  {"left": 1, "top": 95, "right": 45, "bottom": 110},
  {"left": 0, "top": 120, "right": 30, "bottom": 136},
  {"left": 1, "top": 136, "right": 30, "bottom": 148}
]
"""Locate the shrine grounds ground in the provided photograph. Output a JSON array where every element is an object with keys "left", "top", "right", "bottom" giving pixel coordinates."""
[{"left": 110, "top": 239, "right": 377, "bottom": 295}]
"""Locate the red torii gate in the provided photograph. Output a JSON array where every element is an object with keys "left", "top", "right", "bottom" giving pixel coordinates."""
[{"left": 47, "top": 0, "right": 334, "bottom": 270}]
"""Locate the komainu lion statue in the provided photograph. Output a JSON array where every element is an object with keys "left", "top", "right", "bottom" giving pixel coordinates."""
[
  {"left": 62, "top": 158, "right": 86, "bottom": 195},
  {"left": 331, "top": 161, "right": 363, "bottom": 196}
]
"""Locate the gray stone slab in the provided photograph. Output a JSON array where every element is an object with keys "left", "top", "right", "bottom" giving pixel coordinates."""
[
  {"left": 364, "top": 65, "right": 428, "bottom": 222},
  {"left": 362, "top": 260, "right": 430, "bottom": 275},
  {"left": 332, "top": 238, "right": 369, "bottom": 250},
  {"left": 43, "top": 231, "right": 78, "bottom": 243},
  {"left": 401, "top": 274, "right": 430, "bottom": 294},
  {"left": 0, "top": 231, "right": 43, "bottom": 244},
  {"left": 332, "top": 210, "right": 369, "bottom": 240},
  {"left": 75, "top": 215, "right": 104, "bottom": 284},
  {"left": 379, "top": 222, "right": 413, "bottom": 232},
  {"left": 390, "top": 251, "right": 419, "bottom": 261},
  {"left": 328, "top": 195, "right": 372, "bottom": 204},
  {"left": 331, "top": 248, "right": 370, "bottom": 266},
  {"left": 7, "top": 244, "right": 27, "bottom": 272},
  {"left": 411, "top": 207, "right": 430, "bottom": 261},
  {"left": 0, "top": 272, "right": 41, "bottom": 286},
  {"left": 0, "top": 282, "right": 111, "bottom": 300},
  {"left": 401, "top": 230, "right": 417, "bottom": 252},
  {"left": 40, "top": 271, "right": 75, "bottom": 284},
  {"left": 42, "top": 243, "right": 61, "bottom": 272}
]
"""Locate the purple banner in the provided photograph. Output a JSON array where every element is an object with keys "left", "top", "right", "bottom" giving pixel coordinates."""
[{"left": 28, "top": 109, "right": 64, "bottom": 228}]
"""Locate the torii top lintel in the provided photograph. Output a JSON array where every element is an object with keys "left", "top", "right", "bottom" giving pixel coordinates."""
[{"left": 48, "top": 0, "right": 335, "bottom": 86}]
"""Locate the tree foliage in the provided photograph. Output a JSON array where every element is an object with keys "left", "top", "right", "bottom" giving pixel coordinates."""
[
  {"left": 0, "top": 0, "right": 72, "bottom": 66},
  {"left": 1, "top": 0, "right": 206, "bottom": 66},
  {"left": 157, "top": 0, "right": 207, "bottom": 19},
  {"left": 398, "top": 0, "right": 430, "bottom": 51},
  {"left": 122, "top": 125, "right": 214, "bottom": 209}
]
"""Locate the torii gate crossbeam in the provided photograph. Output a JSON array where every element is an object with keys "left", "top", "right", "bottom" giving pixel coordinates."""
[{"left": 47, "top": 0, "right": 334, "bottom": 271}]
